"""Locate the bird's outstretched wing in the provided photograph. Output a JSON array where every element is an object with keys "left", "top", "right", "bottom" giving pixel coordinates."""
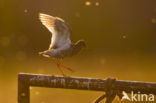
[{"left": 39, "top": 13, "right": 71, "bottom": 50}]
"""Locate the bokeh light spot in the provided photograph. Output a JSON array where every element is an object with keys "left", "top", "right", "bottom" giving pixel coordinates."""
[
  {"left": 24, "top": 9, "right": 28, "bottom": 13},
  {"left": 122, "top": 35, "right": 126, "bottom": 39},
  {"left": 85, "top": 1, "right": 91, "bottom": 6},
  {"left": 95, "top": 2, "right": 99, "bottom": 6}
]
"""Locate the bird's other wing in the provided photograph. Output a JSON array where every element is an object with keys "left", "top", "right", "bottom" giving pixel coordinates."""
[{"left": 39, "top": 13, "right": 71, "bottom": 50}]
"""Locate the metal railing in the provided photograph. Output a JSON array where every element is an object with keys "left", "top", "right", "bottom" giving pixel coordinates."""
[{"left": 18, "top": 73, "right": 156, "bottom": 103}]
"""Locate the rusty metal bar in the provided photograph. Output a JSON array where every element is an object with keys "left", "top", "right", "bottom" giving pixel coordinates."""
[{"left": 18, "top": 73, "right": 156, "bottom": 103}]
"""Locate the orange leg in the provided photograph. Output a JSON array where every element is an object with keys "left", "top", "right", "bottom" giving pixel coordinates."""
[
  {"left": 61, "top": 64, "right": 74, "bottom": 72},
  {"left": 59, "top": 59, "right": 74, "bottom": 72},
  {"left": 57, "top": 59, "right": 65, "bottom": 76}
]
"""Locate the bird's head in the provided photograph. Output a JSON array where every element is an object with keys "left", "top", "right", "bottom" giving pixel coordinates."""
[
  {"left": 75, "top": 40, "right": 86, "bottom": 48},
  {"left": 72, "top": 40, "right": 86, "bottom": 56}
]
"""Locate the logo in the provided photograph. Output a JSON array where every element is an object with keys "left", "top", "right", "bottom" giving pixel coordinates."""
[{"left": 121, "top": 91, "right": 154, "bottom": 102}]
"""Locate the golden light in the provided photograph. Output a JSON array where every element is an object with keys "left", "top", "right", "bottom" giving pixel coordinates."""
[
  {"left": 95, "top": 2, "right": 99, "bottom": 6},
  {"left": 24, "top": 9, "right": 28, "bottom": 13},
  {"left": 85, "top": 1, "right": 91, "bottom": 6},
  {"left": 122, "top": 35, "right": 126, "bottom": 39}
]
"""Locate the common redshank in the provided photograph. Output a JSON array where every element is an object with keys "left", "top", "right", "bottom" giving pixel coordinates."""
[{"left": 39, "top": 13, "right": 86, "bottom": 76}]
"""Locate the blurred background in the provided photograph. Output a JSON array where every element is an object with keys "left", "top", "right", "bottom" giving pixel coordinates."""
[{"left": 0, "top": 0, "right": 156, "bottom": 103}]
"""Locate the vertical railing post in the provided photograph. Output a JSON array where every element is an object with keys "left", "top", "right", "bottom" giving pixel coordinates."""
[{"left": 18, "top": 74, "right": 30, "bottom": 103}]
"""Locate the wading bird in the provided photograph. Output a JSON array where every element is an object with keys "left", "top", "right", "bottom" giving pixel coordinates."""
[{"left": 39, "top": 13, "right": 86, "bottom": 76}]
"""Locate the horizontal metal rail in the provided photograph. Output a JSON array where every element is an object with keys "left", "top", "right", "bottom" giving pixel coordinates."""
[{"left": 18, "top": 73, "right": 156, "bottom": 103}]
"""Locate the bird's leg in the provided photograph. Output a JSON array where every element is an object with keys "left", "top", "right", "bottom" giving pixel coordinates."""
[
  {"left": 61, "top": 64, "right": 74, "bottom": 72},
  {"left": 59, "top": 59, "right": 74, "bottom": 72},
  {"left": 57, "top": 59, "right": 65, "bottom": 76}
]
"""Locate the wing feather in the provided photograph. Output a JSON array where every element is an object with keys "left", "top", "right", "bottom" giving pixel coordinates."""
[
  {"left": 39, "top": 13, "right": 56, "bottom": 33},
  {"left": 39, "top": 13, "right": 71, "bottom": 50}
]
